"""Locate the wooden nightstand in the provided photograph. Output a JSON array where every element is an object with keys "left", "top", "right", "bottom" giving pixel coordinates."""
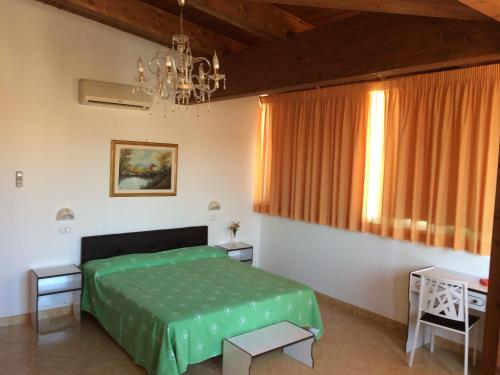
[
  {"left": 217, "top": 242, "right": 253, "bottom": 265},
  {"left": 30, "top": 264, "right": 81, "bottom": 332}
]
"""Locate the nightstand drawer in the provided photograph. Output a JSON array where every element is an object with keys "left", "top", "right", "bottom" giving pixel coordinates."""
[
  {"left": 217, "top": 242, "right": 253, "bottom": 264},
  {"left": 228, "top": 248, "right": 253, "bottom": 262}
]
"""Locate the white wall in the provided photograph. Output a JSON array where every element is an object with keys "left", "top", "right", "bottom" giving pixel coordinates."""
[
  {"left": 0, "top": 0, "right": 261, "bottom": 318},
  {"left": 259, "top": 216, "right": 490, "bottom": 324}
]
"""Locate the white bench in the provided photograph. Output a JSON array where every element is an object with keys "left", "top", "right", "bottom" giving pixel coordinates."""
[{"left": 222, "top": 321, "right": 315, "bottom": 375}]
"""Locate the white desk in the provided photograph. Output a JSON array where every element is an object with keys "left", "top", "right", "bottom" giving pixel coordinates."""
[{"left": 405, "top": 267, "right": 488, "bottom": 352}]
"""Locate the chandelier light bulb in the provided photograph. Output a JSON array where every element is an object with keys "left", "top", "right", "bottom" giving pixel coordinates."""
[
  {"left": 213, "top": 51, "right": 220, "bottom": 71},
  {"left": 137, "top": 57, "right": 144, "bottom": 73}
]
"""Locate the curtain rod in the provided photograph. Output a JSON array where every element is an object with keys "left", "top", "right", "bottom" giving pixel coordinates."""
[{"left": 259, "top": 60, "right": 500, "bottom": 99}]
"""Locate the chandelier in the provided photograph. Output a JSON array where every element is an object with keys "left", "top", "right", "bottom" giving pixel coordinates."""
[{"left": 133, "top": 0, "right": 226, "bottom": 111}]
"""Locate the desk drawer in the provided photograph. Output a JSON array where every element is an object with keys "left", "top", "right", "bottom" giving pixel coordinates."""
[
  {"left": 410, "top": 275, "right": 486, "bottom": 312},
  {"left": 468, "top": 292, "right": 486, "bottom": 312}
]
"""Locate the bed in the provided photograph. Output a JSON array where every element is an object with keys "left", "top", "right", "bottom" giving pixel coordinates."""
[{"left": 81, "top": 226, "right": 323, "bottom": 375}]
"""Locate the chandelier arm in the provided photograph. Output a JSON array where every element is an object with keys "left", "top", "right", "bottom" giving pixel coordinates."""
[
  {"left": 148, "top": 57, "right": 163, "bottom": 76},
  {"left": 160, "top": 88, "right": 171, "bottom": 100},
  {"left": 191, "top": 74, "right": 212, "bottom": 102},
  {"left": 193, "top": 57, "right": 211, "bottom": 68},
  {"left": 205, "top": 83, "right": 218, "bottom": 95},
  {"left": 143, "top": 86, "right": 161, "bottom": 96}
]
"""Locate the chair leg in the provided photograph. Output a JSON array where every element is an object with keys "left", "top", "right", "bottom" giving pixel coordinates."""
[
  {"left": 473, "top": 325, "right": 478, "bottom": 366},
  {"left": 464, "top": 330, "right": 469, "bottom": 375},
  {"left": 430, "top": 326, "right": 435, "bottom": 353},
  {"left": 409, "top": 321, "right": 421, "bottom": 367}
]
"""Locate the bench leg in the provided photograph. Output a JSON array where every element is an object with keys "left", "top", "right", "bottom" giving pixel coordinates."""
[
  {"left": 283, "top": 337, "right": 314, "bottom": 368},
  {"left": 223, "top": 340, "right": 252, "bottom": 375}
]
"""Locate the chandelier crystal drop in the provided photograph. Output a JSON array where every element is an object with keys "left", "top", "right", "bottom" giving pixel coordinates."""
[{"left": 133, "top": 0, "right": 226, "bottom": 111}]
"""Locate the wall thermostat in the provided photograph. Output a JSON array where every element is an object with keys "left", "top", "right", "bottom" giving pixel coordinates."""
[{"left": 15, "top": 171, "right": 23, "bottom": 188}]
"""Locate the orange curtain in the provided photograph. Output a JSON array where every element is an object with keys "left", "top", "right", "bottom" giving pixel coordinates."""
[
  {"left": 254, "top": 83, "right": 373, "bottom": 231},
  {"left": 369, "top": 65, "right": 500, "bottom": 255},
  {"left": 254, "top": 64, "right": 500, "bottom": 255}
]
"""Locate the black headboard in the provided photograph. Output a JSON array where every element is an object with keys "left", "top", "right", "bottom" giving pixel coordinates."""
[{"left": 81, "top": 226, "right": 208, "bottom": 264}]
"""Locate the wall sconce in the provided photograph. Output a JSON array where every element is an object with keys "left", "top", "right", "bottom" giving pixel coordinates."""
[
  {"left": 56, "top": 208, "right": 75, "bottom": 221},
  {"left": 208, "top": 201, "right": 221, "bottom": 211}
]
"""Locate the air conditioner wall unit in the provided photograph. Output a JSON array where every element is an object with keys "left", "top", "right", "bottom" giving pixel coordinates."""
[{"left": 78, "top": 79, "right": 152, "bottom": 111}]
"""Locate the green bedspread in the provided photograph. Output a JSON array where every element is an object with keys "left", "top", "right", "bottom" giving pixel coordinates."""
[{"left": 82, "top": 246, "right": 323, "bottom": 375}]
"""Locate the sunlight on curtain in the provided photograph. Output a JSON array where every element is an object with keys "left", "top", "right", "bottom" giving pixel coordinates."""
[
  {"left": 363, "top": 90, "right": 386, "bottom": 223},
  {"left": 254, "top": 101, "right": 272, "bottom": 213}
]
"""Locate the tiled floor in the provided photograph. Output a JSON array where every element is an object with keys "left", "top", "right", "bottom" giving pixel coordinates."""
[{"left": 0, "top": 300, "right": 479, "bottom": 375}]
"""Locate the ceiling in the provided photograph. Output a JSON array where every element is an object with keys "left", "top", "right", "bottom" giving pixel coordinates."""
[
  {"left": 36, "top": 0, "right": 500, "bottom": 98},
  {"left": 38, "top": 0, "right": 498, "bottom": 55}
]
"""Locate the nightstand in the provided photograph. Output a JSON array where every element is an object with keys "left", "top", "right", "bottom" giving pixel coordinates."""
[
  {"left": 217, "top": 242, "right": 253, "bottom": 265},
  {"left": 30, "top": 264, "right": 81, "bottom": 332}
]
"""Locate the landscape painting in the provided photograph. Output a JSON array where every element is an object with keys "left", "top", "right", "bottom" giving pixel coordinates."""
[{"left": 110, "top": 140, "right": 178, "bottom": 197}]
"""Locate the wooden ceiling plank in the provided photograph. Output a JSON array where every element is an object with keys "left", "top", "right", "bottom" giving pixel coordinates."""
[
  {"left": 188, "top": 0, "right": 313, "bottom": 41},
  {"left": 37, "top": 0, "right": 245, "bottom": 55},
  {"left": 458, "top": 0, "right": 500, "bottom": 22},
  {"left": 244, "top": 0, "right": 490, "bottom": 21},
  {"left": 276, "top": 5, "right": 361, "bottom": 26},
  {"left": 215, "top": 14, "right": 500, "bottom": 99},
  {"left": 310, "top": 10, "right": 362, "bottom": 25}
]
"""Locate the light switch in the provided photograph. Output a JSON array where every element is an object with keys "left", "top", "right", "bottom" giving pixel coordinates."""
[{"left": 15, "top": 171, "right": 23, "bottom": 187}]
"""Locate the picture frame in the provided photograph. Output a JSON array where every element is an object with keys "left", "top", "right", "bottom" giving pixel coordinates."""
[{"left": 109, "top": 140, "right": 178, "bottom": 197}]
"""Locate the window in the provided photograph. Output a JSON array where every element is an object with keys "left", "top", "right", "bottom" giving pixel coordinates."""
[{"left": 255, "top": 64, "right": 500, "bottom": 255}]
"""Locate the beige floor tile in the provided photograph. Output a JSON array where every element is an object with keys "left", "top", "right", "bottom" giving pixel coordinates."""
[{"left": 0, "top": 301, "right": 480, "bottom": 375}]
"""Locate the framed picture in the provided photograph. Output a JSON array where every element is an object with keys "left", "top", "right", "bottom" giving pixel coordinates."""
[{"left": 110, "top": 140, "right": 178, "bottom": 197}]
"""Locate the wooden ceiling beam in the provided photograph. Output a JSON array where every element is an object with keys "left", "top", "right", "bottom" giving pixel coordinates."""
[
  {"left": 244, "top": 0, "right": 490, "bottom": 21},
  {"left": 37, "top": 0, "right": 245, "bottom": 55},
  {"left": 187, "top": 0, "right": 313, "bottom": 41},
  {"left": 314, "top": 10, "right": 362, "bottom": 24},
  {"left": 458, "top": 0, "right": 500, "bottom": 22},
  {"left": 214, "top": 14, "right": 500, "bottom": 99}
]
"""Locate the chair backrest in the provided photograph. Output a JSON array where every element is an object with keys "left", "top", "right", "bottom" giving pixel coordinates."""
[{"left": 418, "top": 275, "right": 468, "bottom": 322}]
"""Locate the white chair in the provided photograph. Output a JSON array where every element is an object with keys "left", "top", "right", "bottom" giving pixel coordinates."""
[{"left": 408, "top": 275, "right": 480, "bottom": 375}]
